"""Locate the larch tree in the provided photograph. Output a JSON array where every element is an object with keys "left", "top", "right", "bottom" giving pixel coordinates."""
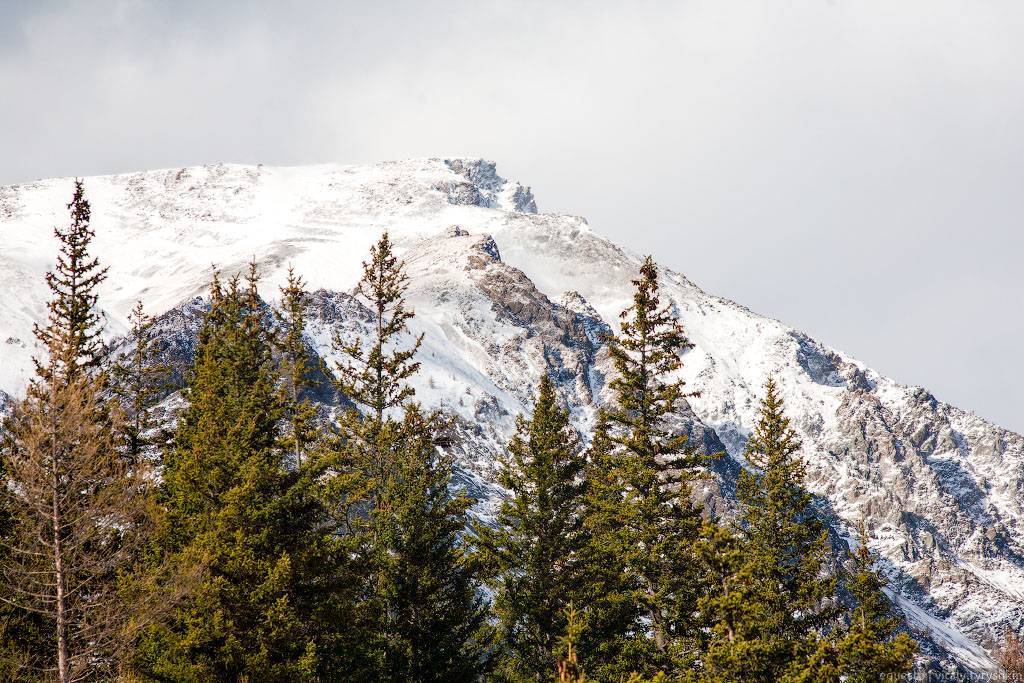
[
  {"left": 0, "top": 181, "right": 151, "bottom": 682},
  {"left": 0, "top": 377, "right": 148, "bottom": 682},
  {"left": 475, "top": 373, "right": 589, "bottom": 681},
  {"left": 589, "top": 255, "right": 705, "bottom": 675}
]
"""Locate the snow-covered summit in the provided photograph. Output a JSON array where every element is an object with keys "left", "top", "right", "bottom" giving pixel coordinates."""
[{"left": 0, "top": 158, "right": 1021, "bottom": 673}]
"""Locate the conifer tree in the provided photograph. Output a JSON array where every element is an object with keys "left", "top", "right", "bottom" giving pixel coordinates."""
[
  {"left": 693, "top": 520, "right": 746, "bottom": 659},
  {"left": 334, "top": 231, "right": 421, "bottom": 424},
  {"left": 112, "top": 301, "right": 171, "bottom": 464},
  {"left": 555, "top": 603, "right": 669, "bottom": 683},
  {"left": 330, "top": 231, "right": 423, "bottom": 529},
  {"left": 33, "top": 180, "right": 109, "bottom": 383},
  {"left": 476, "top": 373, "right": 589, "bottom": 681},
  {"left": 556, "top": 604, "right": 589, "bottom": 683},
  {"left": 831, "top": 522, "right": 916, "bottom": 682},
  {"left": 369, "top": 405, "right": 490, "bottom": 682},
  {"left": 588, "top": 255, "right": 704, "bottom": 674},
  {"left": 701, "top": 377, "right": 835, "bottom": 683},
  {"left": 139, "top": 267, "right": 341, "bottom": 680},
  {"left": 577, "top": 410, "right": 647, "bottom": 680},
  {"left": 0, "top": 181, "right": 152, "bottom": 682},
  {"left": 330, "top": 232, "right": 489, "bottom": 680},
  {"left": 0, "top": 375, "right": 150, "bottom": 682},
  {"left": 274, "top": 267, "right": 319, "bottom": 469}
]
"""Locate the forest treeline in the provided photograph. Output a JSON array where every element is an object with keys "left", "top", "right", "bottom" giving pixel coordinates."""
[{"left": 0, "top": 183, "right": 927, "bottom": 681}]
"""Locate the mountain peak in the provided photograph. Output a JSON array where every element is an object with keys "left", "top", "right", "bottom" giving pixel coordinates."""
[{"left": 1, "top": 158, "right": 1021, "bottom": 674}]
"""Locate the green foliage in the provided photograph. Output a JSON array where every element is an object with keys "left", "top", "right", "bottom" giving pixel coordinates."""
[
  {"left": 555, "top": 601, "right": 671, "bottom": 683},
  {"left": 137, "top": 267, "right": 342, "bottom": 681},
  {"left": 273, "top": 267, "right": 320, "bottom": 469},
  {"left": 367, "top": 405, "right": 490, "bottom": 682},
  {"left": 700, "top": 377, "right": 836, "bottom": 683},
  {"left": 329, "top": 232, "right": 490, "bottom": 681},
  {"left": 112, "top": 300, "right": 172, "bottom": 463},
  {"left": 476, "top": 374, "right": 589, "bottom": 681},
  {"left": 777, "top": 522, "right": 917, "bottom": 683},
  {"left": 584, "top": 255, "right": 705, "bottom": 676},
  {"left": 0, "top": 178, "right": 930, "bottom": 682},
  {"left": 832, "top": 523, "right": 916, "bottom": 682},
  {"left": 577, "top": 410, "right": 649, "bottom": 681},
  {"left": 334, "top": 231, "right": 422, "bottom": 421}
]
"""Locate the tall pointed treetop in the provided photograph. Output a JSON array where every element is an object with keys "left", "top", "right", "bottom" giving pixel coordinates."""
[
  {"left": 274, "top": 266, "right": 318, "bottom": 469},
  {"left": 112, "top": 301, "right": 171, "bottom": 463},
  {"left": 744, "top": 375, "right": 801, "bottom": 470},
  {"left": 703, "top": 375, "right": 836, "bottom": 682},
  {"left": 588, "top": 255, "right": 705, "bottom": 672},
  {"left": 475, "top": 373, "right": 589, "bottom": 680},
  {"left": 831, "top": 521, "right": 916, "bottom": 682},
  {"left": 34, "top": 179, "right": 109, "bottom": 382},
  {"left": 334, "top": 231, "right": 423, "bottom": 420},
  {"left": 607, "top": 255, "right": 698, "bottom": 463}
]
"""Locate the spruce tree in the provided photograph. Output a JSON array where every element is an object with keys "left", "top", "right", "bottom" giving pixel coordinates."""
[
  {"left": 831, "top": 522, "right": 916, "bottom": 682},
  {"left": 556, "top": 604, "right": 589, "bottom": 683},
  {"left": 588, "top": 255, "right": 704, "bottom": 674},
  {"left": 138, "top": 268, "right": 338, "bottom": 680},
  {"left": 475, "top": 373, "right": 589, "bottom": 681},
  {"left": 33, "top": 179, "right": 109, "bottom": 383},
  {"left": 693, "top": 520, "right": 746, "bottom": 661},
  {"left": 112, "top": 301, "right": 171, "bottom": 464},
  {"left": 274, "top": 267, "right": 319, "bottom": 469},
  {"left": 334, "top": 231, "right": 421, "bottom": 425},
  {"left": 330, "top": 232, "right": 489, "bottom": 680},
  {"left": 701, "top": 377, "right": 835, "bottom": 683},
  {"left": 578, "top": 410, "right": 647, "bottom": 680},
  {"left": 370, "top": 405, "right": 490, "bottom": 682}
]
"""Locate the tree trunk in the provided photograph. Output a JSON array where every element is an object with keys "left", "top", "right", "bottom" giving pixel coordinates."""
[{"left": 52, "top": 439, "right": 69, "bottom": 683}]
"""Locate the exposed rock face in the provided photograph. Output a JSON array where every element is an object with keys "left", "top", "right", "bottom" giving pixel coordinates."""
[
  {"left": 442, "top": 158, "right": 537, "bottom": 213},
  {"left": 0, "top": 158, "right": 1020, "bottom": 674}
]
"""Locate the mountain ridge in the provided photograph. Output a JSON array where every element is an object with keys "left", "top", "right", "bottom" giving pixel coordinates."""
[{"left": 1, "top": 157, "right": 1021, "bottom": 674}]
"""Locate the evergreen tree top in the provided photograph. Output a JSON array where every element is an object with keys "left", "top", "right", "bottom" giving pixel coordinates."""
[
  {"left": 744, "top": 375, "right": 802, "bottom": 470},
  {"left": 273, "top": 266, "right": 320, "bottom": 469},
  {"left": 334, "top": 231, "right": 423, "bottom": 420},
  {"left": 606, "top": 255, "right": 697, "bottom": 463},
  {"left": 33, "top": 179, "right": 109, "bottom": 383}
]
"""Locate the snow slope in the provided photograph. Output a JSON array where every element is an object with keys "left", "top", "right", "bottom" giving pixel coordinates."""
[{"left": 1, "top": 158, "right": 1021, "bottom": 673}]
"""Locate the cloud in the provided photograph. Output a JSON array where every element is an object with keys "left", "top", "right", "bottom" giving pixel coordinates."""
[{"left": 2, "top": 0, "right": 1024, "bottom": 429}]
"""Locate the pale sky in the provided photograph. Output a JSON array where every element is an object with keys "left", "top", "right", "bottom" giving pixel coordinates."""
[{"left": 2, "top": 0, "right": 1023, "bottom": 431}]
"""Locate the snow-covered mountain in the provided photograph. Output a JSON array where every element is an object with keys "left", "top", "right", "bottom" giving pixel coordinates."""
[{"left": 1, "top": 158, "right": 1021, "bottom": 673}]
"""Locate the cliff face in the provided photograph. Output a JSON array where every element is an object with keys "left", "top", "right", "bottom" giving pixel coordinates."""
[{"left": 1, "top": 158, "right": 1020, "bottom": 673}]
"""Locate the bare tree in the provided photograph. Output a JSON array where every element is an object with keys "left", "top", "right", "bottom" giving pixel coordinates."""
[{"left": 0, "top": 374, "right": 151, "bottom": 682}]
